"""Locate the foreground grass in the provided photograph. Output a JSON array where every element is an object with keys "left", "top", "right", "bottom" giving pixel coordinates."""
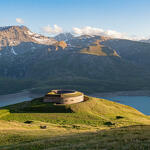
[
  {"left": 0, "top": 122, "right": 150, "bottom": 150},
  {"left": 0, "top": 96, "right": 150, "bottom": 149},
  {"left": 0, "top": 120, "right": 91, "bottom": 149}
]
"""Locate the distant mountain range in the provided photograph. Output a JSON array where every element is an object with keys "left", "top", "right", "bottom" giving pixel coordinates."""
[
  {"left": 140, "top": 39, "right": 150, "bottom": 43},
  {"left": 1, "top": 25, "right": 150, "bottom": 95}
]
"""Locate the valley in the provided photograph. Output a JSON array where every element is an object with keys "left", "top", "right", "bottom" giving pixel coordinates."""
[
  {"left": 0, "top": 25, "right": 150, "bottom": 150},
  {"left": 1, "top": 1, "right": 150, "bottom": 150}
]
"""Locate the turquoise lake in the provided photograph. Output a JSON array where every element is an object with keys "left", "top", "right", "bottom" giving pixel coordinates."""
[{"left": 103, "top": 96, "right": 150, "bottom": 115}]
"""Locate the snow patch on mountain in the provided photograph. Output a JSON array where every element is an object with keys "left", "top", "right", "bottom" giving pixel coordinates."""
[
  {"left": 26, "top": 30, "right": 57, "bottom": 45},
  {"left": 11, "top": 47, "right": 17, "bottom": 55},
  {"left": 31, "top": 46, "right": 36, "bottom": 49},
  {"left": 27, "top": 30, "right": 35, "bottom": 36},
  {"left": 32, "top": 36, "right": 55, "bottom": 45}
]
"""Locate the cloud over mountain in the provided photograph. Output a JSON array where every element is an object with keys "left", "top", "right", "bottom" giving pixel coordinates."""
[
  {"left": 41, "top": 24, "right": 149, "bottom": 40},
  {"left": 42, "top": 24, "right": 63, "bottom": 35},
  {"left": 16, "top": 18, "right": 24, "bottom": 24},
  {"left": 72, "top": 26, "right": 128, "bottom": 39}
]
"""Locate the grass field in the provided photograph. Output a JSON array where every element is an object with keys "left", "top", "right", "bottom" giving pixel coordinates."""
[{"left": 0, "top": 96, "right": 150, "bottom": 149}]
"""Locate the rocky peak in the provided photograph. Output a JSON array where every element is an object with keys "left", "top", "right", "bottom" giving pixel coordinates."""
[
  {"left": 0, "top": 25, "right": 28, "bottom": 31},
  {"left": 55, "top": 33, "right": 74, "bottom": 41},
  {"left": 0, "top": 25, "right": 57, "bottom": 49}
]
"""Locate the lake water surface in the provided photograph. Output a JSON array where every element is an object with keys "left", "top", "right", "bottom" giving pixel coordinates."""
[{"left": 101, "top": 96, "right": 150, "bottom": 115}]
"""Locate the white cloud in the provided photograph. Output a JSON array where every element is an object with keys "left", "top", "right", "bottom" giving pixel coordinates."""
[
  {"left": 105, "top": 30, "right": 124, "bottom": 39},
  {"left": 16, "top": 18, "right": 24, "bottom": 24},
  {"left": 72, "top": 26, "right": 104, "bottom": 36},
  {"left": 128, "top": 35, "right": 150, "bottom": 41},
  {"left": 72, "top": 26, "right": 129, "bottom": 39},
  {"left": 41, "top": 25, "right": 149, "bottom": 40},
  {"left": 42, "top": 24, "right": 63, "bottom": 35}
]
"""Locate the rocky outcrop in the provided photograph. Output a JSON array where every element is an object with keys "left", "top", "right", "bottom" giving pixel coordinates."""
[
  {"left": 80, "top": 39, "right": 119, "bottom": 56},
  {"left": 57, "top": 41, "right": 67, "bottom": 49}
]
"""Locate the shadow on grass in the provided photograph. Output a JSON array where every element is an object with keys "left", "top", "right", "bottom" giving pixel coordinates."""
[
  {"left": 3, "top": 97, "right": 73, "bottom": 113},
  {"left": 1, "top": 125, "right": 150, "bottom": 150},
  {"left": 2, "top": 96, "right": 90, "bottom": 113}
]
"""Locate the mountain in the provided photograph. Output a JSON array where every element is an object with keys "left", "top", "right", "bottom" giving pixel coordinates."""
[
  {"left": 0, "top": 26, "right": 67, "bottom": 56},
  {"left": 0, "top": 26, "right": 56, "bottom": 48},
  {"left": 140, "top": 39, "right": 150, "bottom": 43},
  {"left": 1, "top": 26, "right": 150, "bottom": 95},
  {"left": 55, "top": 32, "right": 74, "bottom": 41},
  {"left": 101, "top": 39, "right": 150, "bottom": 67}
]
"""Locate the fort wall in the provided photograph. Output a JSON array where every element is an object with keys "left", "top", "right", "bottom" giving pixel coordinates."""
[{"left": 43, "top": 90, "right": 84, "bottom": 104}]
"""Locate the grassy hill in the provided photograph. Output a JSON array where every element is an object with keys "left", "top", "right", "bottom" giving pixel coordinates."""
[{"left": 0, "top": 96, "right": 150, "bottom": 150}]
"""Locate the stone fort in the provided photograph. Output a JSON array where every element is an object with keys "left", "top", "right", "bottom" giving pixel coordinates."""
[{"left": 43, "top": 90, "right": 84, "bottom": 104}]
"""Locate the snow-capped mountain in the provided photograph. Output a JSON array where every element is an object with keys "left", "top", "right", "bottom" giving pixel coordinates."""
[
  {"left": 0, "top": 25, "right": 57, "bottom": 50},
  {"left": 1, "top": 25, "right": 150, "bottom": 95}
]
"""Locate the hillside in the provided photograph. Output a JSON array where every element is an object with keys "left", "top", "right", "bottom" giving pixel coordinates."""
[
  {"left": 1, "top": 26, "right": 150, "bottom": 95},
  {"left": 80, "top": 39, "right": 119, "bottom": 56},
  {"left": 102, "top": 39, "right": 150, "bottom": 67},
  {"left": 0, "top": 96, "right": 150, "bottom": 149}
]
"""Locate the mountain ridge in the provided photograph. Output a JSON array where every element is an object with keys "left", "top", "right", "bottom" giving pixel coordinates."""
[{"left": 1, "top": 25, "right": 150, "bottom": 95}]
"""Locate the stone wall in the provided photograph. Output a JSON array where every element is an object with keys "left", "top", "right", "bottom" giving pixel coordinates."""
[
  {"left": 43, "top": 92, "right": 84, "bottom": 104},
  {"left": 61, "top": 94, "right": 84, "bottom": 104},
  {"left": 43, "top": 97, "right": 62, "bottom": 103}
]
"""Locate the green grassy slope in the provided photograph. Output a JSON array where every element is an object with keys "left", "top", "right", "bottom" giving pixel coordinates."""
[
  {"left": 0, "top": 109, "right": 10, "bottom": 118},
  {"left": 0, "top": 96, "right": 150, "bottom": 150},
  {"left": 1, "top": 96, "right": 150, "bottom": 127}
]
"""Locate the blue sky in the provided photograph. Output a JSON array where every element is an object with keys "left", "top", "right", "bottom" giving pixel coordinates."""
[{"left": 1, "top": 0, "right": 150, "bottom": 38}]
